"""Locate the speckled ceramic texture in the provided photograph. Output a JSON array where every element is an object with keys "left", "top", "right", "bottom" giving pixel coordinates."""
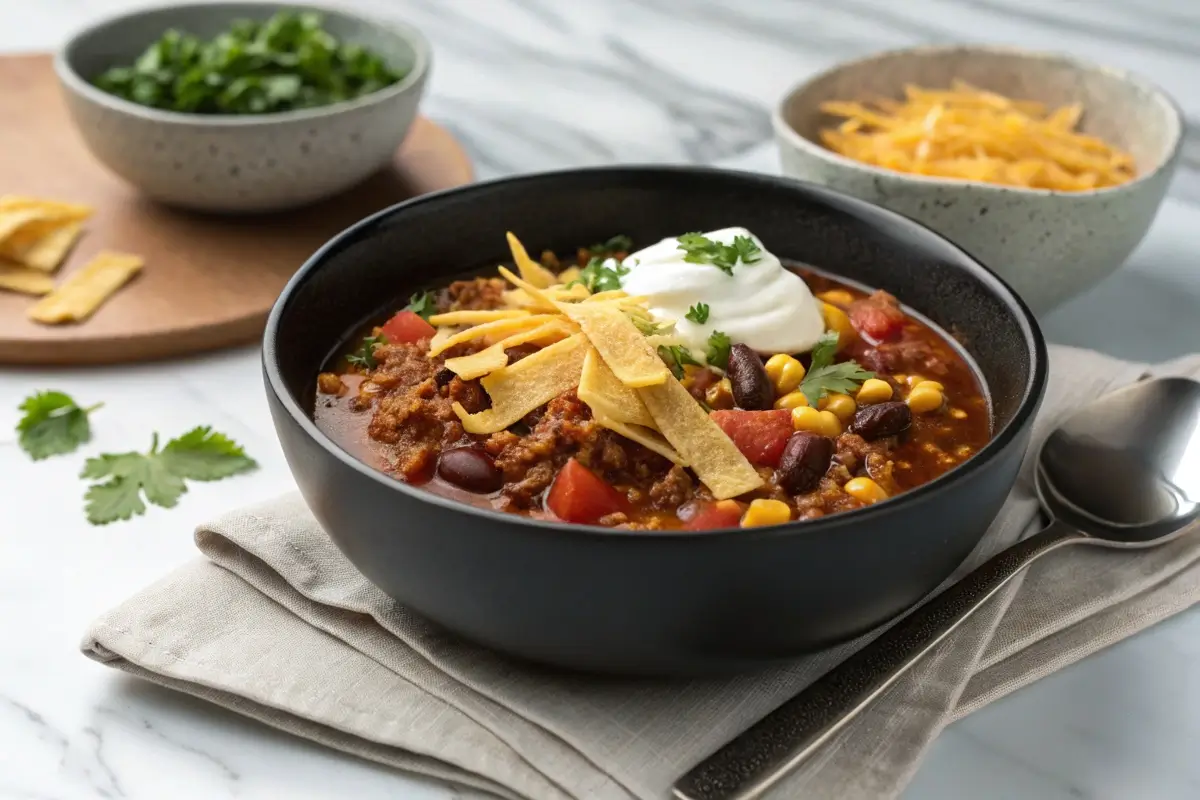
[
  {"left": 773, "top": 45, "right": 1182, "bottom": 313},
  {"left": 54, "top": 2, "right": 430, "bottom": 214}
]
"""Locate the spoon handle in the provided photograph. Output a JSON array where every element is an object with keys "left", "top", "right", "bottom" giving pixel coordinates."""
[{"left": 673, "top": 519, "right": 1086, "bottom": 800}]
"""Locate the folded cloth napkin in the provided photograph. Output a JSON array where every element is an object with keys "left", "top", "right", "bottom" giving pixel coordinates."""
[{"left": 82, "top": 345, "right": 1200, "bottom": 800}]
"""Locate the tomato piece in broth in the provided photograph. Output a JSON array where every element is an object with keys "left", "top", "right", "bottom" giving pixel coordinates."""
[
  {"left": 546, "top": 459, "right": 629, "bottom": 524},
  {"left": 709, "top": 409, "right": 793, "bottom": 467},
  {"left": 381, "top": 310, "right": 436, "bottom": 344}
]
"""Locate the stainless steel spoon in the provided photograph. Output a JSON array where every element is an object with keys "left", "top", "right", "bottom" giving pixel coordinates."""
[{"left": 675, "top": 376, "right": 1200, "bottom": 800}]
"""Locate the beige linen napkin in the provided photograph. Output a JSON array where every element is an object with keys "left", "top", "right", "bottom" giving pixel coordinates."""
[{"left": 82, "top": 345, "right": 1200, "bottom": 800}]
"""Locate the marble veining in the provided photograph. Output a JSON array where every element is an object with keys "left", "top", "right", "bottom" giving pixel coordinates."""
[{"left": 2, "top": 1, "right": 1200, "bottom": 799}]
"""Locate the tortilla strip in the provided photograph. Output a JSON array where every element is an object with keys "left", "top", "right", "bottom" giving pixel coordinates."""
[
  {"left": 0, "top": 198, "right": 93, "bottom": 255},
  {"left": 0, "top": 262, "right": 55, "bottom": 295},
  {"left": 0, "top": 221, "right": 83, "bottom": 272},
  {"left": 443, "top": 320, "right": 573, "bottom": 380},
  {"left": 506, "top": 232, "right": 558, "bottom": 289},
  {"left": 430, "top": 326, "right": 459, "bottom": 352},
  {"left": 558, "top": 300, "right": 669, "bottom": 388},
  {"left": 591, "top": 411, "right": 685, "bottom": 465},
  {"left": 577, "top": 347, "right": 656, "bottom": 428},
  {"left": 428, "top": 314, "right": 560, "bottom": 357},
  {"left": 557, "top": 266, "right": 582, "bottom": 285},
  {"left": 637, "top": 376, "right": 763, "bottom": 500},
  {"left": 452, "top": 333, "right": 589, "bottom": 434},
  {"left": 584, "top": 290, "right": 629, "bottom": 302},
  {"left": 27, "top": 251, "right": 143, "bottom": 324},
  {"left": 429, "top": 309, "right": 531, "bottom": 326}
]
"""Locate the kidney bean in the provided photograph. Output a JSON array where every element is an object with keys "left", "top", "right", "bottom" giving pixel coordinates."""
[
  {"left": 776, "top": 432, "right": 834, "bottom": 494},
  {"left": 848, "top": 401, "right": 912, "bottom": 441},
  {"left": 726, "top": 344, "right": 774, "bottom": 410},
  {"left": 436, "top": 447, "right": 503, "bottom": 493}
]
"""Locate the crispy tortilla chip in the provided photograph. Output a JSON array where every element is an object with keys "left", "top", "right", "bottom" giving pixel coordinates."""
[
  {"left": 428, "top": 314, "right": 561, "bottom": 357},
  {"left": 591, "top": 410, "right": 685, "bottom": 465},
  {"left": 27, "top": 251, "right": 143, "bottom": 324},
  {"left": 558, "top": 266, "right": 582, "bottom": 285},
  {"left": 430, "top": 326, "right": 458, "bottom": 352},
  {"left": 0, "top": 198, "right": 92, "bottom": 255},
  {"left": 637, "top": 376, "right": 763, "bottom": 500},
  {"left": 502, "top": 283, "right": 589, "bottom": 311},
  {"left": 452, "top": 334, "right": 588, "bottom": 434},
  {"left": 443, "top": 321, "right": 572, "bottom": 380},
  {"left": 499, "top": 266, "right": 558, "bottom": 311},
  {"left": 506, "top": 232, "right": 558, "bottom": 289},
  {"left": 2, "top": 221, "right": 83, "bottom": 272},
  {"left": 559, "top": 301, "right": 669, "bottom": 388},
  {"left": 429, "top": 309, "right": 530, "bottom": 326},
  {"left": 577, "top": 347, "right": 656, "bottom": 428},
  {"left": 584, "top": 290, "right": 629, "bottom": 302},
  {"left": 0, "top": 262, "right": 55, "bottom": 295}
]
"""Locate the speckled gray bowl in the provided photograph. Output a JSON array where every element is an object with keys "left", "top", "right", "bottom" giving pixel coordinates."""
[
  {"left": 54, "top": 2, "right": 430, "bottom": 213},
  {"left": 774, "top": 45, "right": 1182, "bottom": 313}
]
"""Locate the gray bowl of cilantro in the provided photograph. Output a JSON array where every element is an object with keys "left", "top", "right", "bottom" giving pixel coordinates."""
[{"left": 54, "top": 3, "right": 431, "bottom": 213}]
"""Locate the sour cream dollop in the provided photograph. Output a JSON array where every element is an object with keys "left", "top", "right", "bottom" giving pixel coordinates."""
[{"left": 618, "top": 227, "right": 825, "bottom": 360}]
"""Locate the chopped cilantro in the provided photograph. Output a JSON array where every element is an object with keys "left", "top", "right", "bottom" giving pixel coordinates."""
[
  {"left": 705, "top": 330, "right": 732, "bottom": 370},
  {"left": 799, "top": 331, "right": 874, "bottom": 405},
  {"left": 404, "top": 291, "right": 436, "bottom": 321},
  {"left": 345, "top": 333, "right": 388, "bottom": 370},
  {"left": 676, "top": 232, "right": 762, "bottom": 275},
  {"left": 685, "top": 302, "right": 710, "bottom": 324},
  {"left": 657, "top": 344, "right": 701, "bottom": 380},
  {"left": 588, "top": 234, "right": 633, "bottom": 255},
  {"left": 571, "top": 257, "right": 629, "bottom": 293},
  {"left": 16, "top": 391, "right": 102, "bottom": 460}
]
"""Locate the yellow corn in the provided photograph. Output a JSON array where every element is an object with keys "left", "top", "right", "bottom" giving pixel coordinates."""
[
  {"left": 816, "top": 289, "right": 854, "bottom": 307},
  {"left": 824, "top": 393, "right": 857, "bottom": 422},
  {"left": 764, "top": 354, "right": 805, "bottom": 395},
  {"left": 844, "top": 477, "right": 888, "bottom": 504},
  {"left": 774, "top": 391, "right": 809, "bottom": 410},
  {"left": 821, "top": 302, "right": 856, "bottom": 351},
  {"left": 907, "top": 385, "right": 944, "bottom": 414},
  {"left": 706, "top": 378, "right": 734, "bottom": 409},
  {"left": 913, "top": 380, "right": 944, "bottom": 392},
  {"left": 792, "top": 406, "right": 842, "bottom": 437},
  {"left": 949, "top": 407, "right": 968, "bottom": 420},
  {"left": 905, "top": 374, "right": 927, "bottom": 387},
  {"left": 741, "top": 498, "right": 792, "bottom": 528},
  {"left": 856, "top": 378, "right": 893, "bottom": 404}
]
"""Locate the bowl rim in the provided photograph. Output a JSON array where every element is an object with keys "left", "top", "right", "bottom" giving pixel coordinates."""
[
  {"left": 52, "top": 0, "right": 431, "bottom": 127},
  {"left": 263, "top": 165, "right": 1049, "bottom": 541},
  {"left": 772, "top": 43, "right": 1184, "bottom": 198}
]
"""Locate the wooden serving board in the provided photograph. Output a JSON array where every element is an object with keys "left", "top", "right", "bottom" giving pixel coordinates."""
[{"left": 0, "top": 54, "right": 474, "bottom": 366}]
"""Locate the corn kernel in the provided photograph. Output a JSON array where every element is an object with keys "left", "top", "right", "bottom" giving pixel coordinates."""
[
  {"left": 774, "top": 391, "right": 809, "bottom": 410},
  {"left": 706, "top": 378, "right": 734, "bottom": 409},
  {"left": 816, "top": 289, "right": 854, "bottom": 307},
  {"left": 913, "top": 380, "right": 944, "bottom": 392},
  {"left": 949, "top": 407, "right": 968, "bottom": 420},
  {"left": 765, "top": 354, "right": 805, "bottom": 395},
  {"left": 792, "top": 406, "right": 841, "bottom": 437},
  {"left": 741, "top": 498, "right": 792, "bottom": 528},
  {"left": 844, "top": 477, "right": 888, "bottom": 504},
  {"left": 824, "top": 393, "right": 857, "bottom": 422},
  {"left": 821, "top": 303, "right": 856, "bottom": 351},
  {"left": 856, "top": 378, "right": 894, "bottom": 405},
  {"left": 905, "top": 374, "right": 927, "bottom": 387},
  {"left": 907, "top": 385, "right": 945, "bottom": 414}
]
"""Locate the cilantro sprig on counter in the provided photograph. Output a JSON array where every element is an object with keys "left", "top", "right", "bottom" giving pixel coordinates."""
[
  {"left": 82, "top": 427, "right": 257, "bottom": 525},
  {"left": 16, "top": 391, "right": 102, "bottom": 460},
  {"left": 676, "top": 233, "right": 761, "bottom": 275},
  {"left": 799, "top": 332, "right": 874, "bottom": 405}
]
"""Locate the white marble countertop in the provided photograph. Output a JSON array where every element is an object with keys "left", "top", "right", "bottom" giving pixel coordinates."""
[{"left": 3, "top": 1, "right": 1199, "bottom": 798}]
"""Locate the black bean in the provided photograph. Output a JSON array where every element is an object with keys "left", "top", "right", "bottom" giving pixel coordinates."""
[
  {"left": 434, "top": 366, "right": 455, "bottom": 388},
  {"left": 726, "top": 344, "right": 774, "bottom": 410},
  {"left": 436, "top": 447, "right": 503, "bottom": 493},
  {"left": 849, "top": 401, "right": 912, "bottom": 441},
  {"left": 776, "top": 432, "right": 834, "bottom": 494}
]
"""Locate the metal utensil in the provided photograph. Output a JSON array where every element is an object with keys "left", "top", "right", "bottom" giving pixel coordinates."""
[{"left": 675, "top": 376, "right": 1200, "bottom": 800}]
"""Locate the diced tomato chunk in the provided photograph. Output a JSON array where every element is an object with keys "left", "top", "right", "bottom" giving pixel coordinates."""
[
  {"left": 680, "top": 500, "right": 744, "bottom": 530},
  {"left": 848, "top": 292, "right": 905, "bottom": 344},
  {"left": 546, "top": 459, "right": 629, "bottom": 525},
  {"left": 380, "top": 310, "right": 436, "bottom": 344},
  {"left": 709, "top": 409, "right": 793, "bottom": 467}
]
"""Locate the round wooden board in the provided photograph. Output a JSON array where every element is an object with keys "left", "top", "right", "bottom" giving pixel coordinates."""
[{"left": 0, "top": 54, "right": 474, "bottom": 366}]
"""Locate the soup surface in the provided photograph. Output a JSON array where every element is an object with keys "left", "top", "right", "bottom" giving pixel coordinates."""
[{"left": 314, "top": 230, "right": 990, "bottom": 530}]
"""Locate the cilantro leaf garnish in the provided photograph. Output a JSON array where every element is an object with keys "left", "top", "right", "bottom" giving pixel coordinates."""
[
  {"left": 16, "top": 391, "right": 102, "bottom": 460},
  {"left": 346, "top": 333, "right": 388, "bottom": 371},
  {"left": 657, "top": 345, "right": 701, "bottom": 380},
  {"left": 799, "top": 331, "right": 874, "bottom": 405},
  {"left": 588, "top": 234, "right": 633, "bottom": 256},
  {"left": 572, "top": 257, "right": 630, "bottom": 293},
  {"left": 685, "top": 303, "right": 710, "bottom": 324},
  {"left": 676, "top": 233, "right": 762, "bottom": 275},
  {"left": 82, "top": 427, "right": 257, "bottom": 525},
  {"left": 705, "top": 330, "right": 732, "bottom": 370},
  {"left": 404, "top": 291, "right": 437, "bottom": 321}
]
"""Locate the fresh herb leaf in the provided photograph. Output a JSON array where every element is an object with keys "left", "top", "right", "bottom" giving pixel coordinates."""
[
  {"left": 626, "top": 312, "right": 675, "bottom": 336},
  {"left": 806, "top": 331, "right": 840, "bottom": 374},
  {"left": 685, "top": 302, "right": 710, "bottom": 324},
  {"left": 799, "top": 356, "right": 875, "bottom": 406},
  {"left": 345, "top": 334, "right": 388, "bottom": 370},
  {"left": 588, "top": 234, "right": 633, "bottom": 255},
  {"left": 404, "top": 291, "right": 437, "bottom": 321},
  {"left": 92, "top": 11, "right": 406, "bottom": 115},
  {"left": 675, "top": 233, "right": 762, "bottom": 275},
  {"left": 657, "top": 345, "right": 701, "bottom": 380},
  {"left": 82, "top": 427, "right": 257, "bottom": 525},
  {"left": 705, "top": 330, "right": 732, "bottom": 370},
  {"left": 573, "top": 257, "right": 629, "bottom": 293},
  {"left": 16, "top": 391, "right": 102, "bottom": 460}
]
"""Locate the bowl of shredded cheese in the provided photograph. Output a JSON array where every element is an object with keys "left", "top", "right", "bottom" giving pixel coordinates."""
[{"left": 773, "top": 45, "right": 1182, "bottom": 313}]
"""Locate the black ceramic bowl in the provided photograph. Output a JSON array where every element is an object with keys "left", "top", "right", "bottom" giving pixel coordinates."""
[{"left": 264, "top": 167, "right": 1047, "bottom": 676}]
